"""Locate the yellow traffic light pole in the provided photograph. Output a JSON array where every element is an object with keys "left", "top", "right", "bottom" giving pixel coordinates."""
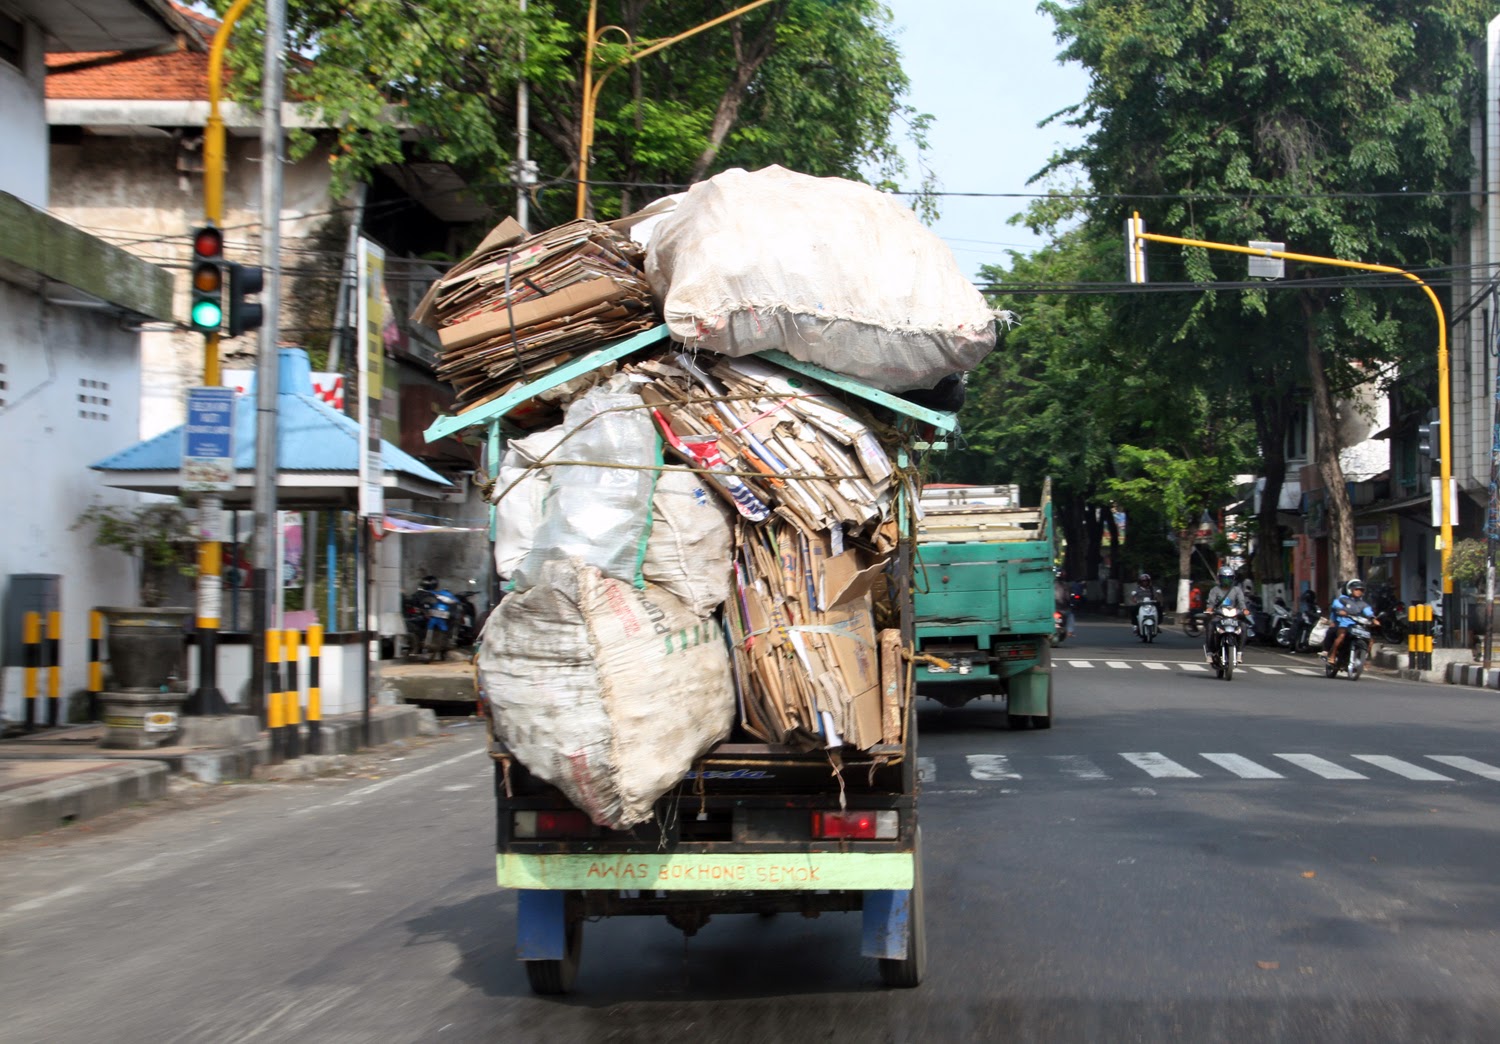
[
  {"left": 1129, "top": 214, "right": 1453, "bottom": 599},
  {"left": 190, "top": 0, "right": 254, "bottom": 717},
  {"left": 575, "top": 0, "right": 778, "bottom": 219}
]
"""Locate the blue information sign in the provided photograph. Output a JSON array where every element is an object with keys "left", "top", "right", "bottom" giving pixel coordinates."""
[{"left": 181, "top": 386, "right": 237, "bottom": 492}]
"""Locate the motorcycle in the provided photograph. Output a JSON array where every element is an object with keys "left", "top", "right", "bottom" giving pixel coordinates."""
[
  {"left": 1267, "top": 597, "right": 1294, "bottom": 649},
  {"left": 1325, "top": 619, "right": 1374, "bottom": 681},
  {"left": 1289, "top": 598, "right": 1320, "bottom": 654},
  {"left": 404, "top": 578, "right": 482, "bottom": 661},
  {"left": 1209, "top": 604, "right": 1245, "bottom": 681},
  {"left": 1371, "top": 585, "right": 1407, "bottom": 643},
  {"left": 1135, "top": 596, "right": 1159, "bottom": 643},
  {"left": 1051, "top": 611, "right": 1068, "bottom": 647}
]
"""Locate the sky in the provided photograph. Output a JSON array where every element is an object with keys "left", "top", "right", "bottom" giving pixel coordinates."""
[{"left": 881, "top": 0, "right": 1092, "bottom": 279}]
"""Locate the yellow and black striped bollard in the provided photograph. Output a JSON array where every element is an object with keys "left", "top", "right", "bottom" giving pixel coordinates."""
[
  {"left": 88, "top": 610, "right": 104, "bottom": 722},
  {"left": 22, "top": 611, "right": 40, "bottom": 732},
  {"left": 266, "top": 630, "right": 285, "bottom": 763},
  {"left": 307, "top": 625, "right": 323, "bottom": 755},
  {"left": 284, "top": 629, "right": 302, "bottom": 759},
  {"left": 45, "top": 610, "right": 61, "bottom": 727},
  {"left": 1406, "top": 604, "right": 1419, "bottom": 670}
]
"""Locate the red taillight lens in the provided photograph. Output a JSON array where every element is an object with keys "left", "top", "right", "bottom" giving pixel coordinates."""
[
  {"left": 811, "top": 810, "right": 897, "bottom": 839},
  {"left": 513, "top": 810, "right": 593, "bottom": 838}
]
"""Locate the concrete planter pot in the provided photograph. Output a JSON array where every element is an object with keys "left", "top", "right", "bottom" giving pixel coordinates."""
[
  {"left": 98, "top": 606, "right": 192, "bottom": 690},
  {"left": 98, "top": 688, "right": 186, "bottom": 749}
]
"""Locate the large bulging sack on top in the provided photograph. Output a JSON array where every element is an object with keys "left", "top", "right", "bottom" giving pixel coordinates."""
[
  {"left": 642, "top": 468, "right": 735, "bottom": 617},
  {"left": 479, "top": 559, "right": 735, "bottom": 830},
  {"left": 645, "top": 165, "right": 998, "bottom": 393}
]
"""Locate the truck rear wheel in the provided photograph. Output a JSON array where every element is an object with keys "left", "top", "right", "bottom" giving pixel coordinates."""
[
  {"left": 878, "top": 829, "right": 926, "bottom": 988},
  {"left": 525, "top": 918, "right": 582, "bottom": 995}
]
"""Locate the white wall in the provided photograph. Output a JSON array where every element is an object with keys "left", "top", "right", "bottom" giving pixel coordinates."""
[
  {"left": 0, "top": 281, "right": 144, "bottom": 724},
  {"left": 0, "top": 13, "right": 47, "bottom": 207}
]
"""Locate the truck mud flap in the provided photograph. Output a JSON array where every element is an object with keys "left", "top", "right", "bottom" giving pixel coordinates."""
[
  {"left": 516, "top": 889, "right": 568, "bottom": 960},
  {"left": 860, "top": 889, "right": 913, "bottom": 960},
  {"left": 1005, "top": 642, "right": 1052, "bottom": 717}
]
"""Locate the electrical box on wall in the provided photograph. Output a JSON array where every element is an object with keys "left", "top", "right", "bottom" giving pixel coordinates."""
[{"left": 3, "top": 574, "right": 60, "bottom": 667}]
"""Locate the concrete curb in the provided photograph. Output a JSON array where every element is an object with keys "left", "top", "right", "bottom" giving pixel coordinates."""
[
  {"left": 0, "top": 706, "right": 438, "bottom": 837},
  {"left": 0, "top": 761, "right": 168, "bottom": 840},
  {"left": 1446, "top": 663, "right": 1500, "bottom": 690},
  {"left": 1371, "top": 646, "right": 1500, "bottom": 690}
]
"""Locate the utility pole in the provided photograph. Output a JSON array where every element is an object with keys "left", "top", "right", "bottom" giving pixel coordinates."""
[
  {"left": 250, "top": 0, "right": 286, "bottom": 718},
  {"left": 515, "top": 0, "right": 532, "bottom": 230}
]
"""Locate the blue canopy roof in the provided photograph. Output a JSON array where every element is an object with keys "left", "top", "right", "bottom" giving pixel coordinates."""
[{"left": 92, "top": 349, "right": 450, "bottom": 493}]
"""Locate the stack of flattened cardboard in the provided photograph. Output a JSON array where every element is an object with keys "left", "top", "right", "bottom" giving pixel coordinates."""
[
  {"left": 626, "top": 352, "right": 907, "bottom": 751},
  {"left": 412, "top": 217, "right": 658, "bottom": 415}
]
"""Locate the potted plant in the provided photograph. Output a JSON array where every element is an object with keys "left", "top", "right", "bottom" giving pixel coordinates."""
[{"left": 73, "top": 501, "right": 197, "bottom": 747}]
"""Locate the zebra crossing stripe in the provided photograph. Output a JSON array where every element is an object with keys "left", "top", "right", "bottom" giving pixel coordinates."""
[
  {"left": 1426, "top": 755, "right": 1500, "bottom": 780},
  {"left": 1069, "top": 661, "right": 1096, "bottom": 668},
  {"left": 1250, "top": 666, "right": 1282, "bottom": 674},
  {"left": 1179, "top": 663, "right": 1209, "bottom": 672},
  {"left": 1274, "top": 753, "right": 1368, "bottom": 779},
  {"left": 1351, "top": 755, "right": 1453, "bottom": 781},
  {"left": 918, "top": 756, "right": 937, "bottom": 782},
  {"left": 1121, "top": 752, "right": 1200, "bottom": 778},
  {"left": 966, "top": 754, "right": 1021, "bottom": 780},
  {"left": 1049, "top": 755, "right": 1109, "bottom": 780},
  {"left": 1200, "top": 753, "right": 1284, "bottom": 779},
  {"left": 1106, "top": 661, "right": 1130, "bottom": 669},
  {"left": 1144, "top": 662, "right": 1171, "bottom": 670},
  {"left": 1289, "top": 667, "right": 1323, "bottom": 676}
]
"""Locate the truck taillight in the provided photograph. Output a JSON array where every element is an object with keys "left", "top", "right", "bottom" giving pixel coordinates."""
[
  {"left": 513, "top": 810, "right": 593, "bottom": 838},
  {"left": 811, "top": 810, "right": 898, "bottom": 840}
]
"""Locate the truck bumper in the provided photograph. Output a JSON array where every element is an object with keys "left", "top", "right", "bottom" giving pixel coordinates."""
[{"left": 497, "top": 851, "right": 914, "bottom": 891}]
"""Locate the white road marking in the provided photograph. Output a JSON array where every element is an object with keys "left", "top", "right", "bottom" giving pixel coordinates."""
[
  {"left": 1200, "top": 753, "right": 1284, "bottom": 779},
  {"left": 1351, "top": 755, "right": 1453, "bottom": 781},
  {"left": 1289, "top": 667, "right": 1323, "bottom": 676},
  {"left": 1069, "top": 660, "right": 1096, "bottom": 668},
  {"left": 1274, "top": 753, "right": 1368, "bottom": 779},
  {"left": 1179, "top": 663, "right": 1209, "bottom": 672},
  {"left": 917, "top": 756, "right": 937, "bottom": 782},
  {"left": 1427, "top": 755, "right": 1500, "bottom": 781},
  {"left": 1144, "top": 662, "right": 1171, "bottom": 670},
  {"left": 290, "top": 748, "right": 483, "bottom": 816},
  {"left": 1106, "top": 660, "right": 1131, "bottom": 669},
  {"left": 1121, "top": 752, "right": 1200, "bottom": 778},
  {"left": 1049, "top": 755, "right": 1109, "bottom": 780},
  {"left": 966, "top": 754, "right": 1021, "bottom": 780},
  {"left": 1250, "top": 666, "right": 1283, "bottom": 674}
]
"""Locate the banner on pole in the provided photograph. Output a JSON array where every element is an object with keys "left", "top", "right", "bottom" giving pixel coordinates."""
[
  {"left": 181, "top": 386, "right": 236, "bottom": 492},
  {"left": 357, "top": 238, "right": 386, "bottom": 519}
]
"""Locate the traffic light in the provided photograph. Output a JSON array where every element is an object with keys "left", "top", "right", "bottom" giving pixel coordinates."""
[
  {"left": 1418, "top": 420, "right": 1440, "bottom": 460},
  {"left": 190, "top": 226, "right": 225, "bottom": 333},
  {"left": 227, "top": 262, "right": 265, "bottom": 338}
]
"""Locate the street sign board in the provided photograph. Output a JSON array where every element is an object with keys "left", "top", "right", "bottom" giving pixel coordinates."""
[
  {"left": 357, "top": 237, "right": 386, "bottom": 519},
  {"left": 181, "top": 386, "right": 236, "bottom": 492},
  {"left": 1248, "top": 241, "right": 1285, "bottom": 279}
]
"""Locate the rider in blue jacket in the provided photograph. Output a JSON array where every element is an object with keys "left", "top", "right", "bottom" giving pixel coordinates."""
[{"left": 1326, "top": 578, "right": 1376, "bottom": 666}]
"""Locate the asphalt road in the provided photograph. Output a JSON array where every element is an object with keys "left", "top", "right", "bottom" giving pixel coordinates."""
[{"left": 2, "top": 619, "right": 1499, "bottom": 1042}]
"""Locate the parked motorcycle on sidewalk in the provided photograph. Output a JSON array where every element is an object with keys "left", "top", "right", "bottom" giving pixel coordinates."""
[
  {"left": 403, "top": 577, "right": 482, "bottom": 661},
  {"left": 1372, "top": 585, "right": 1407, "bottom": 644},
  {"left": 1266, "top": 597, "right": 1294, "bottom": 649},
  {"left": 1208, "top": 604, "right": 1245, "bottom": 681}
]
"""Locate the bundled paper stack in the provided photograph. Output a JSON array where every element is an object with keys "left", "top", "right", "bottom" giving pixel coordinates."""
[
  {"left": 412, "top": 217, "right": 658, "bottom": 414},
  {"left": 627, "top": 353, "right": 907, "bottom": 752}
]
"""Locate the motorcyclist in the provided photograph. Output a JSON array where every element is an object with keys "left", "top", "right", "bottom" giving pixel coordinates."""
[
  {"left": 1203, "top": 566, "right": 1248, "bottom": 661},
  {"left": 1326, "top": 578, "right": 1377, "bottom": 666},
  {"left": 1128, "top": 572, "right": 1161, "bottom": 635},
  {"left": 1054, "top": 569, "right": 1076, "bottom": 638}
]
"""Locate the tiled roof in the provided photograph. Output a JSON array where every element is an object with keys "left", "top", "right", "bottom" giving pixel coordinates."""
[{"left": 46, "top": 3, "right": 222, "bottom": 102}]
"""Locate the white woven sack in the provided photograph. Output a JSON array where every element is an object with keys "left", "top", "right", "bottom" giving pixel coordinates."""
[
  {"left": 642, "top": 468, "right": 735, "bottom": 617},
  {"left": 646, "top": 165, "right": 998, "bottom": 392},
  {"left": 479, "top": 558, "right": 734, "bottom": 829},
  {"left": 491, "top": 425, "right": 569, "bottom": 581}
]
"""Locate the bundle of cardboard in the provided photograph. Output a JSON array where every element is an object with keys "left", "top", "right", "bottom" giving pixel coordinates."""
[
  {"left": 412, "top": 218, "right": 658, "bottom": 414},
  {"left": 624, "top": 353, "right": 907, "bottom": 752}
]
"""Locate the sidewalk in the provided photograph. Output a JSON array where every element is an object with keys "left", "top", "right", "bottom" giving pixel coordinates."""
[{"left": 0, "top": 705, "right": 436, "bottom": 841}]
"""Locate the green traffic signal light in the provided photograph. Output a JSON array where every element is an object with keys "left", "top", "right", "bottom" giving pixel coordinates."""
[{"left": 191, "top": 298, "right": 224, "bottom": 328}]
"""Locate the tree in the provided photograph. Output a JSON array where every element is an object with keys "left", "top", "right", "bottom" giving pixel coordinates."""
[
  {"left": 1039, "top": 0, "right": 1491, "bottom": 590},
  {"left": 218, "top": 0, "right": 931, "bottom": 224}
]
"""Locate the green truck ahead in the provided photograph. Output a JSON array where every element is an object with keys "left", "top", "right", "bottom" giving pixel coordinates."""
[{"left": 912, "top": 482, "right": 1056, "bottom": 729}]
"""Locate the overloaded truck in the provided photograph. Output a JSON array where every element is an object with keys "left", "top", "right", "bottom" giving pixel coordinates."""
[
  {"left": 912, "top": 481, "right": 1056, "bottom": 728},
  {"left": 419, "top": 166, "right": 996, "bottom": 995}
]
